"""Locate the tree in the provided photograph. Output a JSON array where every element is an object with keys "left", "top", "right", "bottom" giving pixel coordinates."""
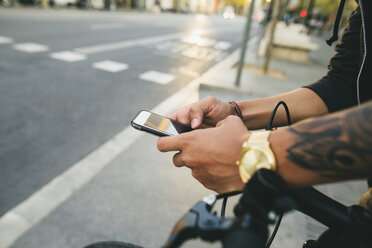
[
  {"left": 263, "top": 0, "right": 281, "bottom": 74},
  {"left": 221, "top": 0, "right": 246, "bottom": 15}
]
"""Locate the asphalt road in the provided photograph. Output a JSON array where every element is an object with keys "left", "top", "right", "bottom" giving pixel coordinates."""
[
  {"left": 0, "top": 8, "right": 249, "bottom": 216},
  {"left": 1, "top": 8, "right": 369, "bottom": 248}
]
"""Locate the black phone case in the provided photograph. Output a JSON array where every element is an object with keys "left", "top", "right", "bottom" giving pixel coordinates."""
[
  {"left": 131, "top": 110, "right": 192, "bottom": 137},
  {"left": 130, "top": 120, "right": 169, "bottom": 137}
]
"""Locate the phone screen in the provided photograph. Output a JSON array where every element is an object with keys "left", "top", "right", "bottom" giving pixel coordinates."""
[{"left": 144, "top": 112, "right": 191, "bottom": 136}]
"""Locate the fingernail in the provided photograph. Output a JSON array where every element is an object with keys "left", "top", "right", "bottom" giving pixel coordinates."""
[{"left": 191, "top": 119, "right": 199, "bottom": 128}]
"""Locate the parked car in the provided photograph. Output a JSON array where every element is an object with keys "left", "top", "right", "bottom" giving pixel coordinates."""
[{"left": 222, "top": 6, "right": 235, "bottom": 20}]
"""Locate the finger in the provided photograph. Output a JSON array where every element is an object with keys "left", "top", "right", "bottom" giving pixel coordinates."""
[
  {"left": 157, "top": 135, "right": 183, "bottom": 152},
  {"left": 177, "top": 114, "right": 192, "bottom": 125},
  {"left": 168, "top": 105, "right": 192, "bottom": 124},
  {"left": 201, "top": 118, "right": 217, "bottom": 128},
  {"left": 200, "top": 123, "right": 214, "bottom": 129},
  {"left": 189, "top": 103, "right": 205, "bottom": 129},
  {"left": 216, "top": 118, "right": 226, "bottom": 127},
  {"left": 216, "top": 115, "right": 241, "bottom": 127},
  {"left": 173, "top": 152, "right": 196, "bottom": 169},
  {"left": 173, "top": 152, "right": 184, "bottom": 167},
  {"left": 167, "top": 111, "right": 178, "bottom": 120}
]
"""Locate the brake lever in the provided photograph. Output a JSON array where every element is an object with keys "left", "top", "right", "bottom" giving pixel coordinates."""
[{"left": 162, "top": 195, "right": 234, "bottom": 248}]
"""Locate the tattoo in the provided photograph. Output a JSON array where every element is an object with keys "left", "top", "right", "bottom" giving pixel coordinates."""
[{"left": 287, "top": 101, "right": 372, "bottom": 179}]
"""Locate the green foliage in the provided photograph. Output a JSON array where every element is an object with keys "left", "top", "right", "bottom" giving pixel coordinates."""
[
  {"left": 220, "top": 0, "right": 358, "bottom": 17},
  {"left": 220, "top": 0, "right": 247, "bottom": 14},
  {"left": 315, "top": 0, "right": 358, "bottom": 16}
]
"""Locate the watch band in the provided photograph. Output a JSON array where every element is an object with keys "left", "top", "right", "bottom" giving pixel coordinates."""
[{"left": 243, "top": 130, "right": 271, "bottom": 146}]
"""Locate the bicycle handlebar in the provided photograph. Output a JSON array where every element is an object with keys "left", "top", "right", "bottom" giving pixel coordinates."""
[
  {"left": 222, "top": 215, "right": 267, "bottom": 248},
  {"left": 162, "top": 169, "right": 372, "bottom": 248},
  {"left": 162, "top": 170, "right": 283, "bottom": 248},
  {"left": 162, "top": 201, "right": 269, "bottom": 248}
]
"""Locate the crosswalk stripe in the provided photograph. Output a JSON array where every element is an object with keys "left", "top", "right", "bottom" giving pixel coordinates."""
[
  {"left": 50, "top": 51, "right": 87, "bottom": 62},
  {"left": 139, "top": 70, "right": 175, "bottom": 85},
  {"left": 92, "top": 60, "right": 129, "bottom": 72},
  {"left": 12, "top": 43, "right": 49, "bottom": 53},
  {"left": 0, "top": 35, "right": 14, "bottom": 44}
]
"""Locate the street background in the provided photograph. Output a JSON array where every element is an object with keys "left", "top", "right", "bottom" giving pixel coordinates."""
[{"left": 0, "top": 1, "right": 368, "bottom": 248}]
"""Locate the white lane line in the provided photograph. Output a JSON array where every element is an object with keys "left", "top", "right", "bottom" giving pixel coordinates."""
[
  {"left": 50, "top": 51, "right": 87, "bottom": 62},
  {"left": 92, "top": 60, "right": 129, "bottom": 72},
  {"left": 0, "top": 69, "right": 203, "bottom": 248},
  {"left": 73, "top": 27, "right": 235, "bottom": 55},
  {"left": 139, "top": 70, "right": 175, "bottom": 85},
  {"left": 12, "top": 43, "right": 49, "bottom": 53},
  {"left": 74, "top": 33, "right": 184, "bottom": 55},
  {"left": 0, "top": 35, "right": 14, "bottom": 44}
]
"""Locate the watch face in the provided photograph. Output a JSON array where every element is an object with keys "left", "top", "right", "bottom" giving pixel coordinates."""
[
  {"left": 238, "top": 146, "right": 275, "bottom": 182},
  {"left": 241, "top": 149, "right": 271, "bottom": 171}
]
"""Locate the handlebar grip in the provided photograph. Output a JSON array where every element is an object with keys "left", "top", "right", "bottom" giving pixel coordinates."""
[{"left": 222, "top": 216, "right": 267, "bottom": 248}]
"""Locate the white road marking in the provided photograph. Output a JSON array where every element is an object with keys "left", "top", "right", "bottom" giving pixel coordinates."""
[
  {"left": 181, "top": 35, "right": 216, "bottom": 47},
  {"left": 181, "top": 35, "right": 202, "bottom": 45},
  {"left": 12, "top": 43, "right": 49, "bottom": 53},
  {"left": 198, "top": 39, "right": 216, "bottom": 47},
  {"left": 139, "top": 70, "right": 175, "bottom": 85},
  {"left": 73, "top": 27, "right": 235, "bottom": 55},
  {"left": 0, "top": 69, "right": 202, "bottom": 248},
  {"left": 156, "top": 40, "right": 178, "bottom": 50},
  {"left": 74, "top": 32, "right": 185, "bottom": 55},
  {"left": 0, "top": 35, "right": 14, "bottom": 44},
  {"left": 50, "top": 51, "right": 87, "bottom": 62},
  {"left": 90, "top": 23, "right": 126, "bottom": 30},
  {"left": 214, "top": 41, "right": 231, "bottom": 50},
  {"left": 182, "top": 47, "right": 220, "bottom": 61},
  {"left": 155, "top": 41, "right": 188, "bottom": 54},
  {"left": 92, "top": 60, "right": 129, "bottom": 72}
]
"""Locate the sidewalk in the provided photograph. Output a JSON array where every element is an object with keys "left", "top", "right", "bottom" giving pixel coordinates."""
[
  {"left": 199, "top": 26, "right": 332, "bottom": 101},
  {"left": 7, "top": 32, "right": 369, "bottom": 248}
]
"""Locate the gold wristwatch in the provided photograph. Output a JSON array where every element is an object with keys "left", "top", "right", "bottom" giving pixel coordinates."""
[{"left": 236, "top": 130, "right": 276, "bottom": 183}]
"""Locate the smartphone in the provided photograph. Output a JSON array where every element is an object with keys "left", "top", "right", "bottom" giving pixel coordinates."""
[{"left": 131, "top": 110, "right": 193, "bottom": 137}]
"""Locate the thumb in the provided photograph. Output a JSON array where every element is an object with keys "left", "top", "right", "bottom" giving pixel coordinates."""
[{"left": 189, "top": 108, "right": 204, "bottom": 129}]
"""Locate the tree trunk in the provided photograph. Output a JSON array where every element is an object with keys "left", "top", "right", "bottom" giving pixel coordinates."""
[
  {"left": 263, "top": 0, "right": 282, "bottom": 74},
  {"left": 41, "top": 0, "right": 49, "bottom": 8}
]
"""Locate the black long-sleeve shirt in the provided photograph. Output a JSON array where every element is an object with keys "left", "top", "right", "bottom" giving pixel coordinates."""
[
  {"left": 305, "top": 1, "right": 371, "bottom": 112},
  {"left": 306, "top": 0, "right": 372, "bottom": 211}
]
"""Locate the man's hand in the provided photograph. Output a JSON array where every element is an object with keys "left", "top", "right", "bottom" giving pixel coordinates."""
[
  {"left": 157, "top": 116, "right": 249, "bottom": 193},
  {"left": 168, "top": 96, "right": 236, "bottom": 129}
]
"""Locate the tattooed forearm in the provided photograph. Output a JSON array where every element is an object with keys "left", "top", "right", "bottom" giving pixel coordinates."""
[{"left": 287, "top": 100, "right": 372, "bottom": 179}]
